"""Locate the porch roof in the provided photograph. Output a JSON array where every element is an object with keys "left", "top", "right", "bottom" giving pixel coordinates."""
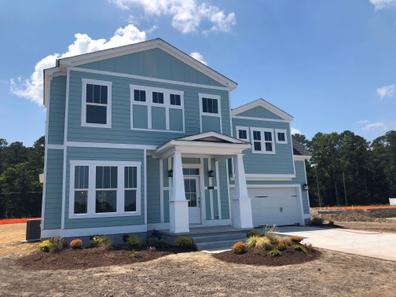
[{"left": 155, "top": 132, "right": 251, "bottom": 158}]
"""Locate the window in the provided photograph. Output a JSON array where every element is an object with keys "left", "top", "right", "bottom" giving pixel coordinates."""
[
  {"left": 275, "top": 129, "right": 288, "bottom": 144},
  {"left": 82, "top": 79, "right": 112, "bottom": 128},
  {"left": 170, "top": 94, "right": 181, "bottom": 106},
  {"left": 74, "top": 166, "right": 88, "bottom": 214},
  {"left": 183, "top": 168, "right": 200, "bottom": 176},
  {"left": 152, "top": 91, "right": 164, "bottom": 104},
  {"left": 95, "top": 166, "right": 117, "bottom": 213},
  {"left": 236, "top": 126, "right": 249, "bottom": 141},
  {"left": 124, "top": 167, "right": 137, "bottom": 212},
  {"left": 202, "top": 97, "right": 218, "bottom": 114},
  {"left": 70, "top": 161, "right": 141, "bottom": 218},
  {"left": 134, "top": 89, "right": 146, "bottom": 102},
  {"left": 251, "top": 128, "right": 275, "bottom": 154}
]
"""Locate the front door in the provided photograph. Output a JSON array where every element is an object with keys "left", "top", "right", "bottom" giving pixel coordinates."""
[{"left": 184, "top": 177, "right": 201, "bottom": 224}]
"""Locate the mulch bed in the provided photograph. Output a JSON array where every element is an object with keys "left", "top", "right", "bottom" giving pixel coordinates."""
[
  {"left": 16, "top": 248, "right": 171, "bottom": 270},
  {"left": 213, "top": 248, "right": 321, "bottom": 266}
]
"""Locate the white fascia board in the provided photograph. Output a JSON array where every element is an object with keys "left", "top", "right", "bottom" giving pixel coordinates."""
[
  {"left": 57, "top": 39, "right": 237, "bottom": 91},
  {"left": 231, "top": 98, "right": 293, "bottom": 121},
  {"left": 293, "top": 155, "right": 312, "bottom": 161},
  {"left": 245, "top": 174, "right": 296, "bottom": 181},
  {"left": 179, "top": 131, "right": 246, "bottom": 144}
]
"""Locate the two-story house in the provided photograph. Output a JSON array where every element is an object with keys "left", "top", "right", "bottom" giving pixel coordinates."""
[{"left": 41, "top": 38, "right": 311, "bottom": 239}]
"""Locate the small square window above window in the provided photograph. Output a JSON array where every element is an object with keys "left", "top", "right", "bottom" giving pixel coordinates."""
[
  {"left": 134, "top": 89, "right": 146, "bottom": 102},
  {"left": 277, "top": 132, "right": 285, "bottom": 142},
  {"left": 202, "top": 97, "right": 218, "bottom": 114},
  {"left": 152, "top": 92, "right": 164, "bottom": 104},
  {"left": 170, "top": 94, "right": 181, "bottom": 106},
  {"left": 238, "top": 129, "right": 247, "bottom": 140},
  {"left": 276, "top": 130, "right": 287, "bottom": 144}
]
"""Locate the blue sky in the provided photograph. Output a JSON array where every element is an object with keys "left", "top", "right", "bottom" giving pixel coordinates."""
[{"left": 1, "top": 0, "right": 396, "bottom": 146}]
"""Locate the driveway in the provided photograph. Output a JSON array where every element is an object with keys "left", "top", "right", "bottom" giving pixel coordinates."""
[{"left": 278, "top": 226, "right": 396, "bottom": 261}]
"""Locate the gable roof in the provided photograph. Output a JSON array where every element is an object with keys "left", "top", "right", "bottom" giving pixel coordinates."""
[
  {"left": 231, "top": 98, "right": 293, "bottom": 121},
  {"left": 176, "top": 131, "right": 247, "bottom": 144}
]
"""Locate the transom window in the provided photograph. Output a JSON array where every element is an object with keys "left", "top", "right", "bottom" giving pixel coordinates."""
[
  {"left": 82, "top": 79, "right": 112, "bottom": 128},
  {"left": 275, "top": 129, "right": 288, "bottom": 144},
  {"left": 251, "top": 128, "right": 275, "bottom": 154},
  {"left": 202, "top": 97, "right": 219, "bottom": 114},
  {"left": 236, "top": 126, "right": 249, "bottom": 141},
  {"left": 170, "top": 94, "right": 181, "bottom": 106},
  {"left": 152, "top": 91, "right": 164, "bottom": 104},
  {"left": 134, "top": 89, "right": 146, "bottom": 102},
  {"left": 70, "top": 161, "right": 141, "bottom": 218}
]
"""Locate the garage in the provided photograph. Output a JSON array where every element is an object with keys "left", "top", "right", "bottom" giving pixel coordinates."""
[{"left": 248, "top": 187, "right": 303, "bottom": 227}]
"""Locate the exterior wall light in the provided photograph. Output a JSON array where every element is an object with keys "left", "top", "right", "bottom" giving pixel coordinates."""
[{"left": 208, "top": 170, "right": 215, "bottom": 178}]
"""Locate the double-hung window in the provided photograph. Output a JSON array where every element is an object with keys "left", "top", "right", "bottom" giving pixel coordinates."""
[
  {"left": 275, "top": 129, "right": 288, "bottom": 144},
  {"left": 251, "top": 128, "right": 275, "bottom": 154},
  {"left": 201, "top": 97, "right": 219, "bottom": 114},
  {"left": 82, "top": 79, "right": 112, "bottom": 128},
  {"left": 70, "top": 161, "right": 141, "bottom": 218}
]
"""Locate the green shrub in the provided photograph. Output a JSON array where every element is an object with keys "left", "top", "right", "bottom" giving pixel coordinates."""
[
  {"left": 263, "top": 225, "right": 279, "bottom": 243},
  {"left": 268, "top": 248, "right": 281, "bottom": 257},
  {"left": 292, "top": 243, "right": 308, "bottom": 254},
  {"left": 255, "top": 237, "right": 272, "bottom": 250},
  {"left": 90, "top": 235, "right": 112, "bottom": 249},
  {"left": 246, "top": 229, "right": 260, "bottom": 238},
  {"left": 246, "top": 235, "right": 260, "bottom": 248},
  {"left": 176, "top": 236, "right": 194, "bottom": 249},
  {"left": 276, "top": 236, "right": 292, "bottom": 248},
  {"left": 39, "top": 237, "right": 65, "bottom": 253},
  {"left": 70, "top": 238, "right": 83, "bottom": 249},
  {"left": 232, "top": 241, "right": 248, "bottom": 254},
  {"left": 126, "top": 235, "right": 144, "bottom": 250},
  {"left": 311, "top": 216, "right": 324, "bottom": 225}
]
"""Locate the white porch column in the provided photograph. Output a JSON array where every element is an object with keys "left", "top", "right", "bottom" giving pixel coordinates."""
[
  {"left": 169, "top": 151, "right": 189, "bottom": 233},
  {"left": 231, "top": 154, "right": 253, "bottom": 229}
]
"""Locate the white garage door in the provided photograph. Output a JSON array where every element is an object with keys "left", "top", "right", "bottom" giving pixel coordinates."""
[{"left": 249, "top": 187, "right": 302, "bottom": 227}]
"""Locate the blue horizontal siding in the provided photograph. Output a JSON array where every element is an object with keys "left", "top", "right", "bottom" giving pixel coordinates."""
[
  {"left": 47, "top": 76, "right": 66, "bottom": 145},
  {"left": 201, "top": 116, "right": 221, "bottom": 133},
  {"left": 147, "top": 156, "right": 160, "bottom": 224},
  {"left": 237, "top": 106, "right": 282, "bottom": 120}
]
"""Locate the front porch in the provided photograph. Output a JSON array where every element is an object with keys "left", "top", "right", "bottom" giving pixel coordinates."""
[{"left": 154, "top": 132, "right": 254, "bottom": 234}]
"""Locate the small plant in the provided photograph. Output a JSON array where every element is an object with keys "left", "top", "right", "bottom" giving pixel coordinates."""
[
  {"left": 292, "top": 243, "right": 308, "bottom": 254},
  {"left": 90, "top": 235, "right": 112, "bottom": 249},
  {"left": 268, "top": 248, "right": 281, "bottom": 257},
  {"left": 70, "top": 238, "right": 83, "bottom": 249},
  {"left": 39, "top": 237, "right": 65, "bottom": 253},
  {"left": 277, "top": 236, "right": 292, "bottom": 247},
  {"left": 246, "top": 229, "right": 260, "bottom": 238},
  {"left": 246, "top": 235, "right": 260, "bottom": 248},
  {"left": 255, "top": 237, "right": 272, "bottom": 250},
  {"left": 126, "top": 235, "right": 144, "bottom": 250},
  {"left": 264, "top": 225, "right": 279, "bottom": 243},
  {"left": 232, "top": 241, "right": 248, "bottom": 254},
  {"left": 289, "top": 235, "right": 304, "bottom": 243},
  {"left": 311, "top": 215, "right": 324, "bottom": 225},
  {"left": 176, "top": 236, "right": 194, "bottom": 249}
]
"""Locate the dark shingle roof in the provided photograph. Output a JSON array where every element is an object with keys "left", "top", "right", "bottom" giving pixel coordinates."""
[{"left": 292, "top": 136, "right": 311, "bottom": 156}]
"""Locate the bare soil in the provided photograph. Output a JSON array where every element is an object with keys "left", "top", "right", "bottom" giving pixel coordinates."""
[
  {"left": 0, "top": 223, "right": 36, "bottom": 257},
  {"left": 214, "top": 247, "right": 320, "bottom": 266}
]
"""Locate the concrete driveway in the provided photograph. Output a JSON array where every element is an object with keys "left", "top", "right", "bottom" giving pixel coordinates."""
[{"left": 277, "top": 226, "right": 396, "bottom": 261}]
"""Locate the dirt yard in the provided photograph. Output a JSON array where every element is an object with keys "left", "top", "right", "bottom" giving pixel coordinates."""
[{"left": 1, "top": 224, "right": 396, "bottom": 296}]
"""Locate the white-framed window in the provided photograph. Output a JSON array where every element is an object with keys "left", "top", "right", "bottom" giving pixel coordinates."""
[
  {"left": 199, "top": 94, "right": 221, "bottom": 116},
  {"left": 130, "top": 85, "right": 184, "bottom": 132},
  {"left": 275, "top": 129, "right": 288, "bottom": 144},
  {"left": 69, "top": 160, "right": 141, "bottom": 218},
  {"left": 236, "top": 126, "right": 249, "bottom": 141},
  {"left": 250, "top": 128, "right": 275, "bottom": 154},
  {"left": 81, "top": 79, "right": 112, "bottom": 128}
]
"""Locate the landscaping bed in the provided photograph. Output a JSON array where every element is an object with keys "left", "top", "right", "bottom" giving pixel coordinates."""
[{"left": 214, "top": 246, "right": 320, "bottom": 266}]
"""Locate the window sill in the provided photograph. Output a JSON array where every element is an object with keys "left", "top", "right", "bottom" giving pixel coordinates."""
[{"left": 69, "top": 211, "right": 141, "bottom": 219}]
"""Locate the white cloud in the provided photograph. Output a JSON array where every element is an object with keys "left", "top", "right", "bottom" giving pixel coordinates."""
[
  {"left": 358, "top": 120, "right": 387, "bottom": 131},
  {"left": 190, "top": 51, "right": 207, "bottom": 65},
  {"left": 109, "top": 0, "right": 236, "bottom": 34},
  {"left": 10, "top": 24, "right": 146, "bottom": 105},
  {"left": 291, "top": 127, "right": 302, "bottom": 135},
  {"left": 370, "top": 0, "right": 396, "bottom": 10},
  {"left": 377, "top": 84, "right": 395, "bottom": 99}
]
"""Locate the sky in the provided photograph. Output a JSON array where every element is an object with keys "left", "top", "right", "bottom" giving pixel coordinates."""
[{"left": 1, "top": 0, "right": 396, "bottom": 146}]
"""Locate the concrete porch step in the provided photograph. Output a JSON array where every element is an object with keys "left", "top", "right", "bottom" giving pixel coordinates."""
[
  {"left": 192, "top": 232, "right": 247, "bottom": 243},
  {"left": 195, "top": 239, "right": 243, "bottom": 251}
]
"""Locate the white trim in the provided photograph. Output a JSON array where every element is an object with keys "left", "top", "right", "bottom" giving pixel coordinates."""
[
  {"left": 159, "top": 159, "right": 164, "bottom": 223},
  {"left": 178, "top": 131, "right": 245, "bottom": 144},
  {"left": 245, "top": 174, "right": 295, "bottom": 181},
  {"left": 215, "top": 160, "right": 222, "bottom": 220},
  {"left": 58, "top": 39, "right": 236, "bottom": 90},
  {"left": 130, "top": 84, "right": 185, "bottom": 133},
  {"left": 144, "top": 149, "right": 147, "bottom": 225},
  {"left": 275, "top": 129, "right": 288, "bottom": 144},
  {"left": 199, "top": 93, "right": 223, "bottom": 134},
  {"left": 225, "top": 159, "right": 232, "bottom": 221},
  {"left": 231, "top": 98, "right": 293, "bottom": 121},
  {"left": 232, "top": 115, "right": 289, "bottom": 123},
  {"left": 301, "top": 159, "right": 311, "bottom": 215},
  {"left": 208, "top": 157, "right": 214, "bottom": 220},
  {"left": 66, "top": 141, "right": 156, "bottom": 150},
  {"left": 289, "top": 123, "right": 297, "bottom": 176},
  {"left": 42, "top": 224, "right": 147, "bottom": 238},
  {"left": 250, "top": 127, "right": 276, "bottom": 154},
  {"left": 68, "top": 160, "right": 142, "bottom": 219},
  {"left": 47, "top": 144, "right": 64, "bottom": 150},
  {"left": 235, "top": 126, "right": 250, "bottom": 142},
  {"left": 81, "top": 79, "right": 112, "bottom": 128},
  {"left": 293, "top": 155, "right": 312, "bottom": 161}
]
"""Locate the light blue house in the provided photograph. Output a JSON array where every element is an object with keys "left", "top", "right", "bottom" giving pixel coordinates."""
[{"left": 41, "top": 38, "right": 311, "bottom": 239}]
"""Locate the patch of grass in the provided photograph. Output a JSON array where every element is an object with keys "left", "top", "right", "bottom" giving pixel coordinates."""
[
  {"left": 267, "top": 248, "right": 281, "bottom": 257},
  {"left": 255, "top": 237, "right": 272, "bottom": 250},
  {"left": 126, "top": 235, "right": 144, "bottom": 251},
  {"left": 175, "top": 236, "right": 194, "bottom": 249},
  {"left": 232, "top": 241, "right": 248, "bottom": 254},
  {"left": 246, "top": 235, "right": 260, "bottom": 248}
]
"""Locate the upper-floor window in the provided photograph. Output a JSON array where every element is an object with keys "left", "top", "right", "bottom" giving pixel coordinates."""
[
  {"left": 251, "top": 128, "right": 275, "bottom": 154},
  {"left": 170, "top": 94, "right": 181, "bottom": 106},
  {"left": 70, "top": 161, "right": 141, "bottom": 218},
  {"left": 82, "top": 79, "right": 112, "bottom": 128},
  {"left": 152, "top": 91, "right": 164, "bottom": 104},
  {"left": 236, "top": 126, "right": 249, "bottom": 141},
  {"left": 275, "top": 129, "right": 288, "bottom": 144},
  {"left": 202, "top": 97, "right": 218, "bottom": 114},
  {"left": 134, "top": 89, "right": 146, "bottom": 102}
]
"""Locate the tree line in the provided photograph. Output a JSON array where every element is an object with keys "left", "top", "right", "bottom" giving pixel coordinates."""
[
  {"left": 0, "top": 131, "right": 395, "bottom": 218},
  {"left": 295, "top": 130, "right": 396, "bottom": 207}
]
